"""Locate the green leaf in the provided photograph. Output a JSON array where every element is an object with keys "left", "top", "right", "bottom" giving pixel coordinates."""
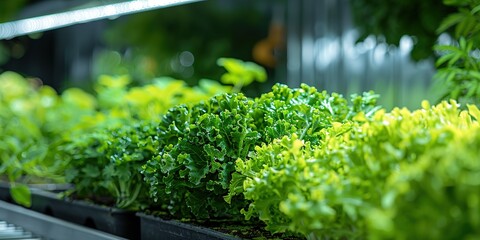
[
  {"left": 467, "top": 104, "right": 480, "bottom": 120},
  {"left": 437, "top": 13, "right": 464, "bottom": 33},
  {"left": 82, "top": 165, "right": 100, "bottom": 178},
  {"left": 436, "top": 52, "right": 458, "bottom": 66},
  {"left": 471, "top": 71, "right": 480, "bottom": 80},
  {"left": 11, "top": 184, "right": 31, "bottom": 208},
  {"left": 62, "top": 88, "right": 96, "bottom": 110},
  {"left": 472, "top": 4, "right": 480, "bottom": 14},
  {"left": 97, "top": 75, "right": 131, "bottom": 88},
  {"left": 217, "top": 57, "right": 267, "bottom": 92},
  {"left": 459, "top": 37, "right": 467, "bottom": 49},
  {"left": 456, "top": 17, "right": 473, "bottom": 38},
  {"left": 448, "top": 53, "right": 463, "bottom": 66},
  {"left": 443, "top": 0, "right": 468, "bottom": 6},
  {"left": 434, "top": 44, "right": 463, "bottom": 52}
]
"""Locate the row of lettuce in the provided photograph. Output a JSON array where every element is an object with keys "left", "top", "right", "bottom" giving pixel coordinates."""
[{"left": 1, "top": 66, "right": 479, "bottom": 239}]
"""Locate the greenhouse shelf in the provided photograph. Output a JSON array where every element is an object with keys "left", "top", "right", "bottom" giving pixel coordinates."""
[{"left": 0, "top": 200, "right": 125, "bottom": 240}]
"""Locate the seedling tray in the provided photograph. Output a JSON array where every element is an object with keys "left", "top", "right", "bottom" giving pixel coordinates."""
[
  {"left": 137, "top": 212, "right": 241, "bottom": 240},
  {"left": 0, "top": 184, "right": 139, "bottom": 239},
  {"left": 0, "top": 200, "right": 125, "bottom": 240}
]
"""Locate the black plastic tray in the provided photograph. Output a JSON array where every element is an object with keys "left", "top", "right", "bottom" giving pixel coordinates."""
[
  {"left": 0, "top": 184, "right": 139, "bottom": 239},
  {"left": 137, "top": 213, "right": 241, "bottom": 240},
  {"left": 0, "top": 200, "right": 126, "bottom": 240}
]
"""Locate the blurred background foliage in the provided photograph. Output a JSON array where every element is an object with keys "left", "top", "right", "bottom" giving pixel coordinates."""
[
  {"left": 100, "top": 2, "right": 269, "bottom": 84},
  {"left": 0, "top": 0, "right": 30, "bottom": 66},
  {"left": 0, "top": 0, "right": 29, "bottom": 23},
  {"left": 0, "top": 0, "right": 478, "bottom": 105},
  {"left": 0, "top": 0, "right": 278, "bottom": 97},
  {"left": 349, "top": 0, "right": 457, "bottom": 61},
  {"left": 433, "top": 0, "right": 480, "bottom": 105}
]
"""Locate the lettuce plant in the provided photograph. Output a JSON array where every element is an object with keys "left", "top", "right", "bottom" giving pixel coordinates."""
[
  {"left": 95, "top": 75, "right": 231, "bottom": 121},
  {"left": 0, "top": 72, "right": 96, "bottom": 206},
  {"left": 64, "top": 122, "right": 156, "bottom": 210},
  {"left": 144, "top": 83, "right": 380, "bottom": 220},
  {"left": 217, "top": 58, "right": 267, "bottom": 93},
  {"left": 364, "top": 102, "right": 480, "bottom": 239},
  {"left": 142, "top": 93, "right": 260, "bottom": 219},
  {"left": 62, "top": 75, "right": 231, "bottom": 209},
  {"left": 254, "top": 83, "right": 380, "bottom": 144},
  {"left": 236, "top": 131, "right": 362, "bottom": 239},
  {"left": 235, "top": 100, "right": 480, "bottom": 239}
]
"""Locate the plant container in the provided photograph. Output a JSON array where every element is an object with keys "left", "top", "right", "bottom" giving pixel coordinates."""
[
  {"left": 137, "top": 212, "right": 241, "bottom": 240},
  {"left": 0, "top": 183, "right": 139, "bottom": 239},
  {"left": 0, "top": 200, "right": 125, "bottom": 240}
]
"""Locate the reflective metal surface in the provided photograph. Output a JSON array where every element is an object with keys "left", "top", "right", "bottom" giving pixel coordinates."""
[
  {"left": 0, "top": 220, "right": 43, "bottom": 240},
  {"left": 286, "top": 0, "right": 439, "bottom": 109}
]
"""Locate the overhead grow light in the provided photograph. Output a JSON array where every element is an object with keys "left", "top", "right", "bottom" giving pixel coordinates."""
[{"left": 0, "top": 0, "right": 203, "bottom": 40}]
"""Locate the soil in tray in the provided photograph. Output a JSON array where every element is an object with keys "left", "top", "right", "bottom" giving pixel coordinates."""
[
  {"left": 144, "top": 211, "right": 304, "bottom": 240},
  {"left": 202, "top": 220, "right": 303, "bottom": 240}
]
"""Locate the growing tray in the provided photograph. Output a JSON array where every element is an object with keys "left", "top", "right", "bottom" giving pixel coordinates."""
[
  {"left": 0, "top": 184, "right": 139, "bottom": 239},
  {"left": 0, "top": 200, "right": 125, "bottom": 240},
  {"left": 137, "top": 212, "right": 241, "bottom": 240}
]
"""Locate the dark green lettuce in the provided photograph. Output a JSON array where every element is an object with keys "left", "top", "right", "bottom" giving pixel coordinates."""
[
  {"left": 143, "top": 93, "right": 259, "bottom": 219},
  {"left": 143, "top": 83, "right": 380, "bottom": 220}
]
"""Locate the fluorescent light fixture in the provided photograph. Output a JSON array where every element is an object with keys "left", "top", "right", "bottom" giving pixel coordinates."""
[{"left": 0, "top": 0, "right": 204, "bottom": 40}]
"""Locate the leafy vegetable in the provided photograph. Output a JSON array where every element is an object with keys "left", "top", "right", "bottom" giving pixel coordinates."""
[
  {"left": 365, "top": 101, "right": 480, "bottom": 239},
  {"left": 143, "top": 93, "right": 259, "bottom": 219},
  {"left": 64, "top": 122, "right": 156, "bottom": 209},
  {"left": 10, "top": 183, "right": 31, "bottom": 208},
  {"left": 144, "top": 83, "right": 380, "bottom": 220},
  {"left": 62, "top": 75, "right": 231, "bottom": 209},
  {"left": 235, "top": 100, "right": 480, "bottom": 239},
  {"left": 6, "top": 55, "right": 479, "bottom": 240},
  {"left": 0, "top": 71, "right": 98, "bottom": 206},
  {"left": 217, "top": 58, "right": 267, "bottom": 93},
  {"left": 254, "top": 83, "right": 380, "bottom": 144}
]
